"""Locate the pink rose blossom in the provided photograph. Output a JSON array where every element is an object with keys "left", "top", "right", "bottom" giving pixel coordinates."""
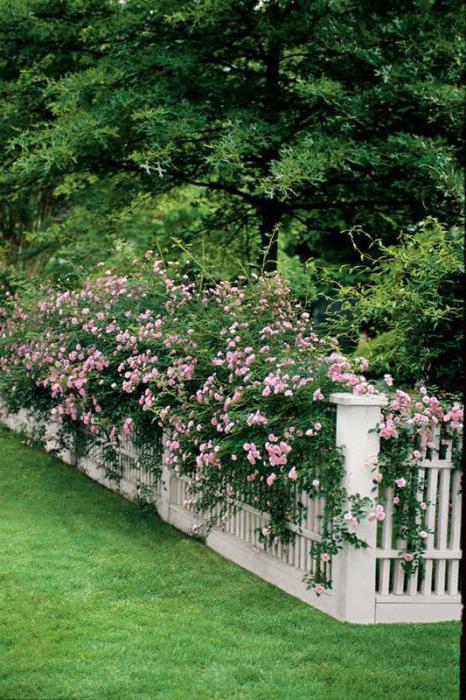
[
  {"left": 123, "top": 418, "right": 134, "bottom": 436},
  {"left": 287, "top": 466, "right": 298, "bottom": 481}
]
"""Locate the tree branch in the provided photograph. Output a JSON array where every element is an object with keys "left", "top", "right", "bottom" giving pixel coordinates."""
[{"left": 185, "top": 179, "right": 260, "bottom": 205}]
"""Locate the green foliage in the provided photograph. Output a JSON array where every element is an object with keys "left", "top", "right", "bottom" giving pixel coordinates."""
[
  {"left": 0, "top": 0, "right": 464, "bottom": 277},
  {"left": 0, "top": 0, "right": 117, "bottom": 264},
  {"left": 328, "top": 219, "right": 463, "bottom": 390}
]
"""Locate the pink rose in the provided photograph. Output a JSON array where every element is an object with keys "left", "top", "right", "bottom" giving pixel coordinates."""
[
  {"left": 287, "top": 466, "right": 298, "bottom": 481},
  {"left": 123, "top": 418, "right": 134, "bottom": 436}
]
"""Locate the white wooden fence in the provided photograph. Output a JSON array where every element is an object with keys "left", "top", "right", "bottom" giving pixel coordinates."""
[
  {"left": 375, "top": 426, "right": 462, "bottom": 622},
  {"left": 1, "top": 393, "right": 461, "bottom": 624}
]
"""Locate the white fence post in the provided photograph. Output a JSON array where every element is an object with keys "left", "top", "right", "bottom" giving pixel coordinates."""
[{"left": 329, "top": 392, "right": 388, "bottom": 623}]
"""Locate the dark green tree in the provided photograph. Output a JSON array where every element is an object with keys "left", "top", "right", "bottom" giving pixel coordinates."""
[
  {"left": 0, "top": 0, "right": 118, "bottom": 266},
  {"left": 1, "top": 0, "right": 464, "bottom": 271}
]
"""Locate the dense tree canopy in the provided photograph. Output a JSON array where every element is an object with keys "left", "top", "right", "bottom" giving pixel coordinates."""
[{"left": 0, "top": 0, "right": 464, "bottom": 277}]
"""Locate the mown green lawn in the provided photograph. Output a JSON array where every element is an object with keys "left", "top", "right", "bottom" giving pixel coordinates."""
[{"left": 0, "top": 425, "right": 460, "bottom": 700}]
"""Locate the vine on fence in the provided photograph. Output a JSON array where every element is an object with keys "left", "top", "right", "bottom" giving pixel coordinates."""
[
  {"left": 375, "top": 392, "right": 462, "bottom": 576},
  {"left": 0, "top": 257, "right": 462, "bottom": 593}
]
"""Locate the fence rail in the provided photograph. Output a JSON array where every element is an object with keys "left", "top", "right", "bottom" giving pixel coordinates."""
[{"left": 1, "top": 394, "right": 461, "bottom": 625}]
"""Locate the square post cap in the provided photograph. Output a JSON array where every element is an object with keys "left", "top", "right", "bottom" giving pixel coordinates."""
[{"left": 329, "top": 392, "right": 388, "bottom": 407}]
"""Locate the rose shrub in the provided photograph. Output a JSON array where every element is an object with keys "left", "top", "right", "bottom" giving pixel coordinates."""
[{"left": 0, "top": 254, "right": 462, "bottom": 592}]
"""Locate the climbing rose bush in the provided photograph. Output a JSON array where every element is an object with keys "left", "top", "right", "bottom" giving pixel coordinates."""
[{"left": 0, "top": 257, "right": 462, "bottom": 592}]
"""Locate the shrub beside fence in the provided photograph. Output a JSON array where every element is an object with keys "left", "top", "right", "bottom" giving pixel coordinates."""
[{"left": 1, "top": 392, "right": 461, "bottom": 625}]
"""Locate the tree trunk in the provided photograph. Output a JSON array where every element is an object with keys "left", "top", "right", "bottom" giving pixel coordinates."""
[{"left": 258, "top": 4, "right": 282, "bottom": 273}]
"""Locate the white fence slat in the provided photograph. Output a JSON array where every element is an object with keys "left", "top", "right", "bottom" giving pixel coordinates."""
[
  {"left": 448, "top": 561, "right": 459, "bottom": 596},
  {"left": 406, "top": 467, "right": 425, "bottom": 596},
  {"left": 299, "top": 534, "right": 307, "bottom": 571},
  {"left": 392, "top": 557, "right": 405, "bottom": 595},
  {"left": 407, "top": 567, "right": 418, "bottom": 595},
  {"left": 448, "top": 469, "right": 461, "bottom": 595},
  {"left": 449, "top": 469, "right": 462, "bottom": 550},
  {"left": 434, "top": 469, "right": 451, "bottom": 594},
  {"left": 247, "top": 510, "right": 253, "bottom": 543},
  {"left": 392, "top": 482, "right": 407, "bottom": 596},
  {"left": 379, "top": 487, "right": 394, "bottom": 595},
  {"left": 421, "top": 467, "right": 439, "bottom": 595}
]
